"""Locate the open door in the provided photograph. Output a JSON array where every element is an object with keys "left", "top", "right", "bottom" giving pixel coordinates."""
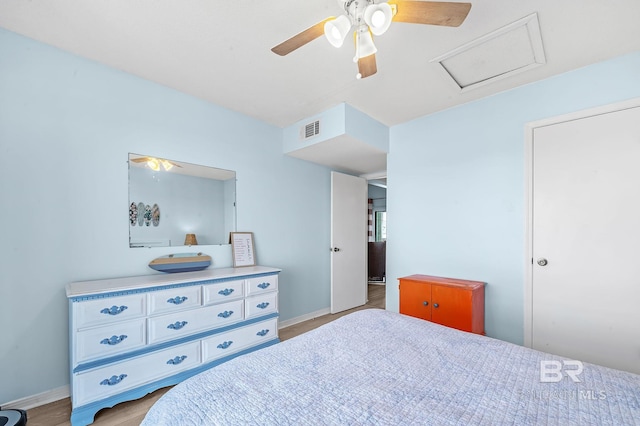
[{"left": 331, "top": 171, "right": 367, "bottom": 314}]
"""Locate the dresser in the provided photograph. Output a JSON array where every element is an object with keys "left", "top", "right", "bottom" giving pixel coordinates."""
[
  {"left": 398, "top": 274, "right": 485, "bottom": 335},
  {"left": 66, "top": 266, "right": 280, "bottom": 426}
]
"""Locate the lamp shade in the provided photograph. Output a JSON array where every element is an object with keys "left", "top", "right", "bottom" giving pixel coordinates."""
[
  {"left": 184, "top": 233, "right": 198, "bottom": 245},
  {"left": 324, "top": 15, "right": 352, "bottom": 48},
  {"left": 356, "top": 27, "right": 377, "bottom": 59},
  {"left": 364, "top": 2, "right": 393, "bottom": 35}
]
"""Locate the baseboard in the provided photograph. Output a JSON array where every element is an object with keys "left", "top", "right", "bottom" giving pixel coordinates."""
[
  {"left": 278, "top": 308, "right": 331, "bottom": 329},
  {"left": 1, "top": 385, "right": 69, "bottom": 410}
]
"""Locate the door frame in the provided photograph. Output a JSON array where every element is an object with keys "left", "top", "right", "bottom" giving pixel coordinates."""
[{"left": 523, "top": 96, "right": 640, "bottom": 348}]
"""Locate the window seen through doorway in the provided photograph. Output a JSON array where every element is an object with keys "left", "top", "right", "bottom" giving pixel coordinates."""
[{"left": 375, "top": 211, "right": 386, "bottom": 242}]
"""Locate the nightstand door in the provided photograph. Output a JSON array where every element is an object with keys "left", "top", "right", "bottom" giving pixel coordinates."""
[
  {"left": 399, "top": 279, "right": 431, "bottom": 320},
  {"left": 431, "top": 285, "right": 473, "bottom": 332}
]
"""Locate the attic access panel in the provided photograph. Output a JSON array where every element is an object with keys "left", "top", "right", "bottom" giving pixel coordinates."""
[{"left": 431, "top": 13, "right": 546, "bottom": 92}]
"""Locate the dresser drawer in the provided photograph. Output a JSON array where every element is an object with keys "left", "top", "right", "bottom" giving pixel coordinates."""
[
  {"left": 202, "top": 318, "right": 278, "bottom": 363},
  {"left": 73, "top": 340, "right": 201, "bottom": 406},
  {"left": 203, "top": 279, "right": 245, "bottom": 305},
  {"left": 76, "top": 319, "right": 146, "bottom": 363},
  {"left": 74, "top": 294, "right": 146, "bottom": 329},
  {"left": 245, "top": 292, "right": 278, "bottom": 319},
  {"left": 148, "top": 299, "right": 244, "bottom": 344},
  {"left": 148, "top": 285, "right": 201, "bottom": 315},
  {"left": 246, "top": 275, "right": 278, "bottom": 295}
]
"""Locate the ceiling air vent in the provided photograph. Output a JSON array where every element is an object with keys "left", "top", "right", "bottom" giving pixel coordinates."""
[{"left": 301, "top": 120, "right": 320, "bottom": 140}]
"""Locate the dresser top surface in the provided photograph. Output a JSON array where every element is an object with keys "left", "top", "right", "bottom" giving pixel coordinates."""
[
  {"left": 66, "top": 266, "right": 281, "bottom": 298},
  {"left": 398, "top": 274, "right": 485, "bottom": 289}
]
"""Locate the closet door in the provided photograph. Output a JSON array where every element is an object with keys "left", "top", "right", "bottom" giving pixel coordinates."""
[{"left": 531, "top": 105, "right": 640, "bottom": 374}]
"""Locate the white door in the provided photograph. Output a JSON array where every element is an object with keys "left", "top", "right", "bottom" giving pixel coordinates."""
[
  {"left": 531, "top": 104, "right": 640, "bottom": 374},
  {"left": 331, "top": 171, "right": 367, "bottom": 314}
]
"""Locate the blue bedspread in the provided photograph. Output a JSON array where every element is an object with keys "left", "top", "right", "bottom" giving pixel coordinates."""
[{"left": 141, "top": 309, "right": 640, "bottom": 425}]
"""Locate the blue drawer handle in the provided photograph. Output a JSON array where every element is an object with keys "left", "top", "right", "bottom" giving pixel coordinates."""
[
  {"left": 256, "top": 329, "right": 270, "bottom": 337},
  {"left": 167, "top": 355, "right": 187, "bottom": 365},
  {"left": 100, "top": 374, "right": 127, "bottom": 386},
  {"left": 257, "top": 282, "right": 270, "bottom": 290},
  {"left": 217, "top": 341, "right": 233, "bottom": 349},
  {"left": 217, "top": 310, "right": 234, "bottom": 318},
  {"left": 167, "top": 321, "right": 188, "bottom": 330},
  {"left": 167, "top": 296, "right": 188, "bottom": 305},
  {"left": 100, "top": 335, "right": 128, "bottom": 346},
  {"left": 256, "top": 302, "right": 270, "bottom": 309},
  {"left": 218, "top": 288, "right": 235, "bottom": 296},
  {"left": 100, "top": 305, "right": 128, "bottom": 316}
]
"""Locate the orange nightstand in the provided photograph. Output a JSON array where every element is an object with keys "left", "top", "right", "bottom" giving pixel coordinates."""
[{"left": 399, "top": 274, "right": 485, "bottom": 335}]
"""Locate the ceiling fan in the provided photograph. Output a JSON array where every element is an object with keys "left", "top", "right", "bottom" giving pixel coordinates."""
[
  {"left": 130, "top": 156, "right": 182, "bottom": 172},
  {"left": 271, "top": 0, "right": 471, "bottom": 79}
]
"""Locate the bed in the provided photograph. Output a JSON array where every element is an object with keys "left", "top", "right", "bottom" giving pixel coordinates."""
[{"left": 141, "top": 309, "right": 640, "bottom": 425}]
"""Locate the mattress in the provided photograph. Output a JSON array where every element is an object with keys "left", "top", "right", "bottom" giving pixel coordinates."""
[{"left": 141, "top": 309, "right": 640, "bottom": 425}]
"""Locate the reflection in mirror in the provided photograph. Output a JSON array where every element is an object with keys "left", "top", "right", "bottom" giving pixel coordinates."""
[{"left": 128, "top": 154, "right": 236, "bottom": 248}]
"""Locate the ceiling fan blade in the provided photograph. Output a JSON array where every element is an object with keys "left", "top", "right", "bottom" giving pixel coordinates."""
[
  {"left": 358, "top": 54, "right": 377, "bottom": 79},
  {"left": 271, "top": 17, "right": 335, "bottom": 56},
  {"left": 390, "top": 1, "right": 471, "bottom": 27}
]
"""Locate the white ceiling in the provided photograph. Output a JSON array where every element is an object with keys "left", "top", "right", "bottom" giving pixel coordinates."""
[{"left": 1, "top": 0, "right": 640, "bottom": 174}]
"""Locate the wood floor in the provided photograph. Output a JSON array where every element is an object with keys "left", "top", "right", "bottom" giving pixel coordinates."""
[{"left": 26, "top": 284, "right": 385, "bottom": 426}]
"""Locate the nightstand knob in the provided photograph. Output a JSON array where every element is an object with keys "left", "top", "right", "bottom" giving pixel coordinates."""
[
  {"left": 433, "top": 303, "right": 439, "bottom": 308},
  {"left": 423, "top": 301, "right": 429, "bottom": 306}
]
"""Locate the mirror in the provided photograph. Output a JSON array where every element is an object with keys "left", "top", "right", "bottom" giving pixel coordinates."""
[{"left": 128, "top": 153, "right": 236, "bottom": 248}]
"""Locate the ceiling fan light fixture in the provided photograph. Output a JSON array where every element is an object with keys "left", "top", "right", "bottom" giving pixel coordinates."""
[
  {"left": 364, "top": 3, "right": 392, "bottom": 36},
  {"left": 161, "top": 160, "right": 174, "bottom": 171},
  {"left": 356, "top": 27, "right": 377, "bottom": 59},
  {"left": 146, "top": 158, "right": 160, "bottom": 171},
  {"left": 324, "top": 15, "right": 352, "bottom": 48}
]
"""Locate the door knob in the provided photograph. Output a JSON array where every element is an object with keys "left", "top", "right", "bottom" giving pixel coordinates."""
[
  {"left": 537, "top": 258, "right": 548, "bottom": 266},
  {"left": 331, "top": 247, "right": 340, "bottom": 252},
  {"left": 423, "top": 301, "right": 429, "bottom": 306},
  {"left": 433, "top": 303, "right": 439, "bottom": 308}
]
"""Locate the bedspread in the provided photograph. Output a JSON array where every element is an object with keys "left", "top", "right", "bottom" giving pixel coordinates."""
[{"left": 141, "top": 309, "right": 640, "bottom": 425}]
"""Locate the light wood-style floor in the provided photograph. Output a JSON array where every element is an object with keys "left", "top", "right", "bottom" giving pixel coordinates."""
[{"left": 26, "top": 284, "right": 385, "bottom": 426}]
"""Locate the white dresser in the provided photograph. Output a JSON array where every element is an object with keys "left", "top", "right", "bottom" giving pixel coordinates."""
[{"left": 66, "top": 266, "right": 280, "bottom": 426}]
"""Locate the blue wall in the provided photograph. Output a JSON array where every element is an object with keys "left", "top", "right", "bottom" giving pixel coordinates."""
[
  {"left": 0, "top": 28, "right": 332, "bottom": 404},
  {"left": 387, "top": 51, "right": 640, "bottom": 344}
]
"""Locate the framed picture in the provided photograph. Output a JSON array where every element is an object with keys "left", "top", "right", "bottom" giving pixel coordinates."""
[{"left": 230, "top": 232, "right": 256, "bottom": 267}]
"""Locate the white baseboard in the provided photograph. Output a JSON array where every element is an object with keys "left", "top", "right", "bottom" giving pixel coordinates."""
[
  {"left": 1, "top": 385, "right": 69, "bottom": 410},
  {"left": 278, "top": 308, "right": 331, "bottom": 329}
]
